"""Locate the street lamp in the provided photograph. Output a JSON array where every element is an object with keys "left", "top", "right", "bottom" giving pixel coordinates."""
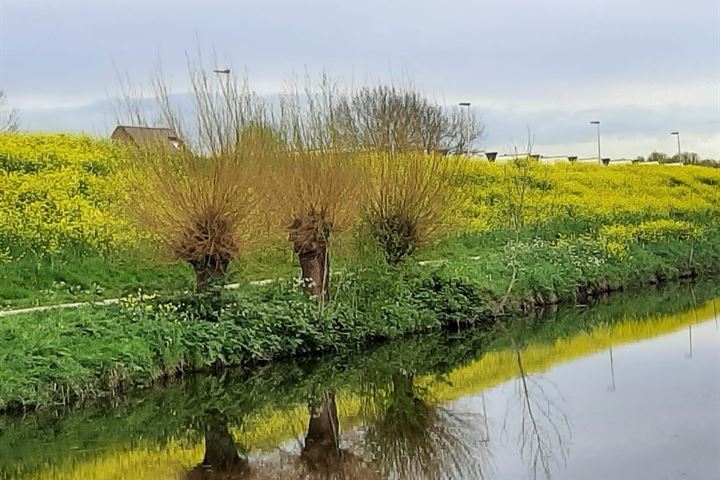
[
  {"left": 459, "top": 102, "right": 471, "bottom": 155},
  {"left": 214, "top": 68, "right": 231, "bottom": 95},
  {"left": 671, "top": 131, "right": 681, "bottom": 157},
  {"left": 590, "top": 121, "right": 601, "bottom": 164}
]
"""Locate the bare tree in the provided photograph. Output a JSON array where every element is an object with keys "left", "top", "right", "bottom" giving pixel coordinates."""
[
  {"left": 332, "top": 85, "right": 483, "bottom": 154},
  {"left": 0, "top": 91, "right": 19, "bottom": 132}
]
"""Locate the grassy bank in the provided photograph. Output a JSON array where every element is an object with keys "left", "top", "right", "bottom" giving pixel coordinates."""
[
  {"left": 2, "top": 232, "right": 720, "bottom": 412},
  {"left": 2, "top": 133, "right": 720, "bottom": 309}
]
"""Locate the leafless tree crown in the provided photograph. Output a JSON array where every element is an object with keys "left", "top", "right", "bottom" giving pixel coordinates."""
[{"left": 332, "top": 85, "right": 483, "bottom": 154}]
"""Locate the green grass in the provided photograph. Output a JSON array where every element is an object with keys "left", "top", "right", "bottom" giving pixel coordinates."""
[
  {"left": 4, "top": 219, "right": 717, "bottom": 311},
  {"left": 0, "top": 242, "right": 304, "bottom": 310},
  {"left": 2, "top": 222, "right": 720, "bottom": 412},
  {"left": 0, "top": 253, "right": 193, "bottom": 310}
]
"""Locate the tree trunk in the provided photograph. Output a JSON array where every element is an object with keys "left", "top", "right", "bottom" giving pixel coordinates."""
[
  {"left": 191, "top": 255, "right": 231, "bottom": 293},
  {"left": 298, "top": 246, "right": 329, "bottom": 301},
  {"left": 288, "top": 212, "right": 332, "bottom": 301},
  {"left": 302, "top": 391, "right": 340, "bottom": 467}
]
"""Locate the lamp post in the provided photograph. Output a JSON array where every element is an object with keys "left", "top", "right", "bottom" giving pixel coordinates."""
[
  {"left": 671, "top": 131, "right": 681, "bottom": 157},
  {"left": 590, "top": 121, "right": 601, "bottom": 164},
  {"left": 214, "top": 68, "right": 231, "bottom": 97},
  {"left": 459, "top": 102, "right": 471, "bottom": 155}
]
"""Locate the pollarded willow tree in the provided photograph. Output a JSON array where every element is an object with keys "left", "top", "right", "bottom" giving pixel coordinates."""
[
  {"left": 126, "top": 140, "right": 269, "bottom": 292},
  {"left": 363, "top": 151, "right": 467, "bottom": 264},
  {"left": 329, "top": 84, "right": 473, "bottom": 264},
  {"left": 269, "top": 80, "right": 362, "bottom": 300},
  {"left": 118, "top": 67, "right": 470, "bottom": 297},
  {"left": 119, "top": 68, "right": 278, "bottom": 292}
]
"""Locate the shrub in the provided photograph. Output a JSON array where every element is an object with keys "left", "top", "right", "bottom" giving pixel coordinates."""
[{"left": 363, "top": 152, "right": 466, "bottom": 264}]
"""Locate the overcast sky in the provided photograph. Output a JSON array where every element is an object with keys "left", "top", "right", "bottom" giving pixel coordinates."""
[{"left": 1, "top": 0, "right": 718, "bottom": 158}]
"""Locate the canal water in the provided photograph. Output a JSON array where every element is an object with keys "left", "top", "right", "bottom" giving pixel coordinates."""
[{"left": 1, "top": 283, "right": 719, "bottom": 480}]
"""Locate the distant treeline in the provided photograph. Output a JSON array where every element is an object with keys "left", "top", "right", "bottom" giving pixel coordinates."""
[{"left": 633, "top": 151, "right": 719, "bottom": 167}]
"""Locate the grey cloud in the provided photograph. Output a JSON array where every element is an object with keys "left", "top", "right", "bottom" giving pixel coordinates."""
[{"left": 1, "top": 0, "right": 718, "bottom": 157}]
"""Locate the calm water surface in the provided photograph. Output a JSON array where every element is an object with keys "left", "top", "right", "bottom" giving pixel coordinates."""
[{"left": 1, "top": 285, "right": 719, "bottom": 480}]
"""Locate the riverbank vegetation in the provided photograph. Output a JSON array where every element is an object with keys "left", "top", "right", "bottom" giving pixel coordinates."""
[
  {"left": 2, "top": 282, "right": 718, "bottom": 479},
  {"left": 1, "top": 71, "right": 720, "bottom": 411}
]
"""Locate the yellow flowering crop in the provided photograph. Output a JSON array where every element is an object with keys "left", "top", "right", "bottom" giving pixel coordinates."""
[
  {"left": 0, "top": 133, "right": 137, "bottom": 257},
  {"left": 1, "top": 133, "right": 719, "bottom": 260},
  {"left": 459, "top": 161, "right": 720, "bottom": 231}
]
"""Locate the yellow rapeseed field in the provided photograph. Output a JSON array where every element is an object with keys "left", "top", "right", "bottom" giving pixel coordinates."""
[
  {"left": 1, "top": 132, "right": 719, "bottom": 260},
  {"left": 0, "top": 133, "right": 135, "bottom": 257},
  {"left": 461, "top": 160, "right": 720, "bottom": 233}
]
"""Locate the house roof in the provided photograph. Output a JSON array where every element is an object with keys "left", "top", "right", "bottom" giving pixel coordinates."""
[{"left": 111, "top": 125, "right": 181, "bottom": 144}]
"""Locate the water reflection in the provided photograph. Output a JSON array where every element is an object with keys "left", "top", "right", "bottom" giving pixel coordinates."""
[
  {"left": 180, "top": 375, "right": 488, "bottom": 479},
  {"left": 298, "top": 390, "right": 376, "bottom": 479},
  {"left": 187, "top": 410, "right": 250, "bottom": 478},
  {"left": 505, "top": 351, "right": 571, "bottom": 480},
  {"left": 361, "top": 370, "right": 489, "bottom": 479},
  {"left": 1, "top": 282, "right": 719, "bottom": 480}
]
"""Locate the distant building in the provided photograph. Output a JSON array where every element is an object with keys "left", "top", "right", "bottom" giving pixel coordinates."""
[
  {"left": 491, "top": 153, "right": 542, "bottom": 163},
  {"left": 111, "top": 125, "right": 183, "bottom": 149}
]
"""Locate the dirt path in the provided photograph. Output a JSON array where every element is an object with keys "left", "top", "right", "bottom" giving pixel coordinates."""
[{"left": 0, "top": 279, "right": 275, "bottom": 319}]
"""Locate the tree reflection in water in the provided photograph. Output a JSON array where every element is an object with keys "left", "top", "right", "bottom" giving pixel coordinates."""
[
  {"left": 185, "top": 409, "right": 250, "bottom": 479},
  {"left": 180, "top": 375, "right": 489, "bottom": 480},
  {"left": 504, "top": 349, "right": 571, "bottom": 480},
  {"left": 362, "top": 370, "right": 491, "bottom": 479},
  {"left": 298, "top": 390, "right": 378, "bottom": 479},
  {"left": 178, "top": 351, "right": 571, "bottom": 480}
]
